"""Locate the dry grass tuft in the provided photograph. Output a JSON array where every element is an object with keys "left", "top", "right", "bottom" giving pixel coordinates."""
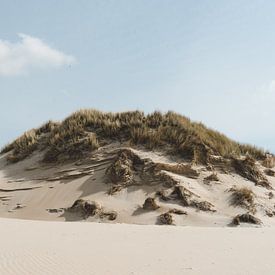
[
  {"left": 262, "top": 155, "right": 275, "bottom": 168},
  {"left": 43, "top": 132, "right": 99, "bottom": 163},
  {"left": 106, "top": 149, "right": 145, "bottom": 194},
  {"left": 232, "top": 156, "right": 267, "bottom": 184},
  {"left": 106, "top": 151, "right": 134, "bottom": 185},
  {"left": 158, "top": 212, "right": 174, "bottom": 225},
  {"left": 66, "top": 199, "right": 101, "bottom": 219},
  {"left": 160, "top": 185, "right": 216, "bottom": 212},
  {"left": 67, "top": 199, "right": 117, "bottom": 221},
  {"left": 204, "top": 173, "right": 219, "bottom": 184},
  {"left": 231, "top": 213, "right": 261, "bottom": 226},
  {"left": 5, "top": 130, "right": 39, "bottom": 163},
  {"left": 99, "top": 210, "right": 118, "bottom": 221},
  {"left": 230, "top": 187, "right": 255, "bottom": 209},
  {"left": 143, "top": 198, "right": 160, "bottom": 211},
  {"left": 1, "top": 109, "right": 267, "bottom": 163}
]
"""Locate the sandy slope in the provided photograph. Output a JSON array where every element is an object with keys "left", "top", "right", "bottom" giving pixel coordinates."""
[
  {"left": 1, "top": 145, "right": 275, "bottom": 274},
  {"left": 0, "top": 218, "right": 274, "bottom": 275},
  {"left": 1, "top": 145, "right": 275, "bottom": 226}
]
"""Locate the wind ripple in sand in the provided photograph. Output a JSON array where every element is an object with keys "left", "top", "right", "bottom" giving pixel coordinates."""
[
  {"left": 0, "top": 250, "right": 94, "bottom": 275},
  {"left": 0, "top": 186, "right": 42, "bottom": 192},
  {"left": 1, "top": 218, "right": 275, "bottom": 275}
]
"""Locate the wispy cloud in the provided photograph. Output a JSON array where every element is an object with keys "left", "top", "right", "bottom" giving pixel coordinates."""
[
  {"left": 0, "top": 33, "right": 75, "bottom": 76},
  {"left": 60, "top": 89, "right": 72, "bottom": 97},
  {"left": 268, "top": 80, "right": 275, "bottom": 93}
]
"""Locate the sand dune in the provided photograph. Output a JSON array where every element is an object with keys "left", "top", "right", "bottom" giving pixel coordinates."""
[
  {"left": 1, "top": 145, "right": 275, "bottom": 226},
  {"left": 1, "top": 110, "right": 275, "bottom": 274}
]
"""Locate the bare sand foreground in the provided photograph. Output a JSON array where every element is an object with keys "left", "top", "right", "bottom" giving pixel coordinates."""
[{"left": 0, "top": 218, "right": 274, "bottom": 275}]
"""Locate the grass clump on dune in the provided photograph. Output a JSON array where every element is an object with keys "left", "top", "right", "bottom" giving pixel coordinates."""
[
  {"left": 43, "top": 121, "right": 99, "bottom": 162},
  {"left": 1, "top": 121, "right": 59, "bottom": 163},
  {"left": 232, "top": 213, "right": 261, "bottom": 226},
  {"left": 230, "top": 187, "right": 255, "bottom": 209},
  {"left": 4, "top": 130, "right": 39, "bottom": 163},
  {"left": 1, "top": 109, "right": 267, "bottom": 163},
  {"left": 231, "top": 156, "right": 267, "bottom": 184}
]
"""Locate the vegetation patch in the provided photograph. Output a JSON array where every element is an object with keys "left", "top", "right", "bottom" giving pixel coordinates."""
[
  {"left": 204, "top": 173, "right": 219, "bottom": 184},
  {"left": 231, "top": 213, "right": 261, "bottom": 226},
  {"left": 106, "top": 150, "right": 141, "bottom": 194},
  {"left": 43, "top": 126, "right": 99, "bottom": 162},
  {"left": 262, "top": 155, "right": 275, "bottom": 168},
  {"left": 155, "top": 171, "right": 180, "bottom": 188},
  {"left": 143, "top": 197, "right": 160, "bottom": 211},
  {"left": 67, "top": 199, "right": 117, "bottom": 221},
  {"left": 99, "top": 211, "right": 118, "bottom": 221},
  {"left": 158, "top": 185, "right": 216, "bottom": 212},
  {"left": 189, "top": 200, "right": 216, "bottom": 212},
  {"left": 5, "top": 130, "right": 40, "bottom": 163},
  {"left": 232, "top": 156, "right": 268, "bottom": 184},
  {"left": 229, "top": 187, "right": 255, "bottom": 210},
  {"left": 66, "top": 199, "right": 101, "bottom": 219},
  {"left": 1, "top": 110, "right": 267, "bottom": 164},
  {"left": 158, "top": 212, "right": 174, "bottom": 225},
  {"left": 106, "top": 149, "right": 182, "bottom": 194}
]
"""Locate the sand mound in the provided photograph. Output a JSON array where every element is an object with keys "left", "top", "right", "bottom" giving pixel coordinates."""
[
  {"left": 158, "top": 186, "right": 216, "bottom": 212},
  {"left": 158, "top": 212, "right": 174, "bottom": 225},
  {"left": 229, "top": 187, "right": 255, "bottom": 210},
  {"left": 143, "top": 198, "right": 160, "bottom": 211},
  {"left": 0, "top": 139, "right": 275, "bottom": 227},
  {"left": 106, "top": 149, "right": 180, "bottom": 195},
  {"left": 67, "top": 199, "right": 101, "bottom": 219},
  {"left": 67, "top": 199, "right": 118, "bottom": 221},
  {"left": 232, "top": 213, "right": 262, "bottom": 226},
  {"left": 204, "top": 173, "right": 219, "bottom": 184},
  {"left": 232, "top": 156, "right": 267, "bottom": 184}
]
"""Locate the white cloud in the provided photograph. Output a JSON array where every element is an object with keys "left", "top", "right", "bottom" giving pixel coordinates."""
[
  {"left": 60, "top": 89, "right": 72, "bottom": 97},
  {"left": 268, "top": 80, "right": 275, "bottom": 93},
  {"left": 0, "top": 33, "right": 75, "bottom": 76}
]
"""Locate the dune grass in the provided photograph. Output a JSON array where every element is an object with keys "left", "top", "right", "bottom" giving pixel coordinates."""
[
  {"left": 1, "top": 109, "right": 267, "bottom": 163},
  {"left": 230, "top": 187, "right": 255, "bottom": 209},
  {"left": 1, "top": 121, "right": 59, "bottom": 163}
]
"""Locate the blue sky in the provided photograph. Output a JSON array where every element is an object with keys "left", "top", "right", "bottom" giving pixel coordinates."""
[{"left": 1, "top": 0, "right": 275, "bottom": 151}]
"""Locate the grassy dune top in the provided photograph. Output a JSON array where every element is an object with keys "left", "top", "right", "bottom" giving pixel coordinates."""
[{"left": 1, "top": 109, "right": 266, "bottom": 163}]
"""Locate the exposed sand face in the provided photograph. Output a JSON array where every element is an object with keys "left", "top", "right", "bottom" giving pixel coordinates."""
[
  {"left": 1, "top": 218, "right": 275, "bottom": 275},
  {"left": 1, "top": 145, "right": 275, "bottom": 226},
  {"left": 1, "top": 146, "right": 275, "bottom": 274}
]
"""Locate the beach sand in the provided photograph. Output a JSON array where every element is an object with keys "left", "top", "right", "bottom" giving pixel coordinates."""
[{"left": 0, "top": 218, "right": 275, "bottom": 275}]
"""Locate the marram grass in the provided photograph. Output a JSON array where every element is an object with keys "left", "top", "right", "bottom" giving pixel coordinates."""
[{"left": 1, "top": 110, "right": 267, "bottom": 163}]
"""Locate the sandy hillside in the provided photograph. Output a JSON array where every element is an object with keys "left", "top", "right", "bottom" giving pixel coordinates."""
[
  {"left": 1, "top": 110, "right": 275, "bottom": 274},
  {"left": 1, "top": 142, "right": 275, "bottom": 227}
]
